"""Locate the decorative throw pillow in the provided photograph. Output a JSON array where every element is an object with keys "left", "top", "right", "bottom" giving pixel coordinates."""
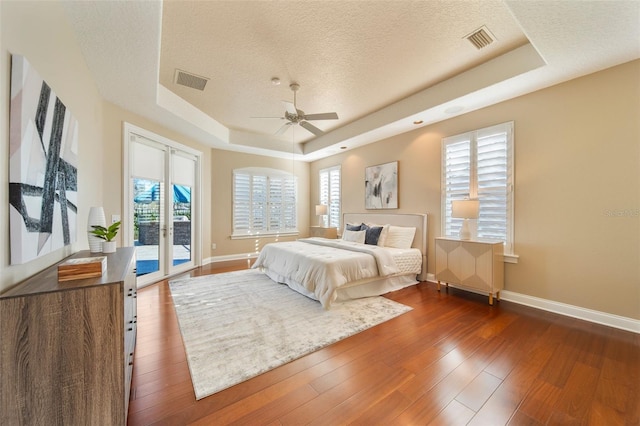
[
  {"left": 384, "top": 226, "right": 416, "bottom": 249},
  {"left": 342, "top": 222, "right": 362, "bottom": 238},
  {"left": 366, "top": 223, "right": 390, "bottom": 246},
  {"left": 342, "top": 229, "right": 366, "bottom": 244},
  {"left": 360, "top": 223, "right": 383, "bottom": 245}
]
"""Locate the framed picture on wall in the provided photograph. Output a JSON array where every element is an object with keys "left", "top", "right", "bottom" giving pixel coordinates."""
[
  {"left": 8, "top": 54, "right": 79, "bottom": 264},
  {"left": 365, "top": 161, "right": 398, "bottom": 209}
]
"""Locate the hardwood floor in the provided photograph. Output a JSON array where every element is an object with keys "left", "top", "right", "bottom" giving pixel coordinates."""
[{"left": 128, "top": 262, "right": 639, "bottom": 425}]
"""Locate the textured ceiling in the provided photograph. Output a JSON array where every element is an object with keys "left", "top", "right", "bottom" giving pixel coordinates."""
[
  {"left": 63, "top": 1, "right": 640, "bottom": 161},
  {"left": 159, "top": 1, "right": 526, "bottom": 142}
]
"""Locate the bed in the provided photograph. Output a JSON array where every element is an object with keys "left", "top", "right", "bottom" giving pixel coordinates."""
[{"left": 252, "top": 213, "right": 428, "bottom": 308}]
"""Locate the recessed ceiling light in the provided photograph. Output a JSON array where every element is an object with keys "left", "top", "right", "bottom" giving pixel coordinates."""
[
  {"left": 271, "top": 77, "right": 281, "bottom": 86},
  {"left": 340, "top": 146, "right": 347, "bottom": 150},
  {"left": 413, "top": 120, "right": 423, "bottom": 125}
]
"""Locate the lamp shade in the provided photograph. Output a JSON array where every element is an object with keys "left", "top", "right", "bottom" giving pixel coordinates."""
[
  {"left": 315, "top": 205, "right": 328, "bottom": 215},
  {"left": 451, "top": 200, "right": 479, "bottom": 219}
]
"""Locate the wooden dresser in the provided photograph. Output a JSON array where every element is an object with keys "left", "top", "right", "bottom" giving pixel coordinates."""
[
  {"left": 0, "top": 247, "right": 137, "bottom": 425},
  {"left": 435, "top": 237, "right": 504, "bottom": 305}
]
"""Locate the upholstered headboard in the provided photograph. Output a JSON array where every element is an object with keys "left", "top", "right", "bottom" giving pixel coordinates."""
[{"left": 342, "top": 213, "right": 428, "bottom": 281}]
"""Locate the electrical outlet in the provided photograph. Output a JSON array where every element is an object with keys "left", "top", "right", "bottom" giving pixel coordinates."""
[
  {"left": 111, "top": 214, "right": 121, "bottom": 224},
  {"left": 211, "top": 243, "right": 217, "bottom": 250}
]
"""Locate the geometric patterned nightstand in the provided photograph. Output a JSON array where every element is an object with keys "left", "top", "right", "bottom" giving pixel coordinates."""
[{"left": 435, "top": 237, "right": 504, "bottom": 305}]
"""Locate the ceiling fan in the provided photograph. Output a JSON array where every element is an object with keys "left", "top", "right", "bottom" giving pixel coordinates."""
[{"left": 255, "top": 83, "right": 339, "bottom": 137}]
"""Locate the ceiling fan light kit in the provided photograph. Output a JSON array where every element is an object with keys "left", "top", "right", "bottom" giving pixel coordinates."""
[{"left": 254, "top": 82, "right": 339, "bottom": 137}]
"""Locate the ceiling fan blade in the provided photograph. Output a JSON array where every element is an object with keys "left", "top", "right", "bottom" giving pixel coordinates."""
[
  {"left": 282, "top": 101, "right": 297, "bottom": 115},
  {"left": 302, "top": 112, "right": 339, "bottom": 121},
  {"left": 300, "top": 121, "right": 324, "bottom": 136},
  {"left": 274, "top": 123, "right": 291, "bottom": 136}
]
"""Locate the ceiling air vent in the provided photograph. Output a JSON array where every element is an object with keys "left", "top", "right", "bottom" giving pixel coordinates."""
[
  {"left": 174, "top": 69, "right": 209, "bottom": 91},
  {"left": 465, "top": 26, "right": 495, "bottom": 50}
]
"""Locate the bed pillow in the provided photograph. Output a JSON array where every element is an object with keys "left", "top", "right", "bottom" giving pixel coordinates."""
[
  {"left": 342, "top": 229, "right": 366, "bottom": 244},
  {"left": 384, "top": 225, "right": 416, "bottom": 249},
  {"left": 366, "top": 223, "right": 390, "bottom": 246},
  {"left": 360, "top": 223, "right": 384, "bottom": 245},
  {"left": 344, "top": 222, "right": 362, "bottom": 232}
]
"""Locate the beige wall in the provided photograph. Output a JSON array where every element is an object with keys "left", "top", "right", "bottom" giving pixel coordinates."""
[
  {"left": 211, "top": 149, "right": 310, "bottom": 258},
  {"left": 311, "top": 59, "right": 640, "bottom": 319},
  {"left": 0, "top": 1, "right": 104, "bottom": 292}
]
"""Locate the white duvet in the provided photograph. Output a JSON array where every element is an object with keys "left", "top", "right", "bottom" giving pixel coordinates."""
[{"left": 252, "top": 237, "right": 419, "bottom": 308}]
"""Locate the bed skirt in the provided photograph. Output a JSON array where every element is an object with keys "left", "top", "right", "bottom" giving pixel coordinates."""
[{"left": 261, "top": 268, "right": 418, "bottom": 308}]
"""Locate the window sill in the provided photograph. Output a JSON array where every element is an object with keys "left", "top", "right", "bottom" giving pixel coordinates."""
[
  {"left": 230, "top": 231, "right": 299, "bottom": 240},
  {"left": 504, "top": 253, "right": 519, "bottom": 264}
]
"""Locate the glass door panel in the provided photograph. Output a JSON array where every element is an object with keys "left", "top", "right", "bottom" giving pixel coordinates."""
[
  {"left": 133, "top": 178, "right": 162, "bottom": 277},
  {"left": 172, "top": 184, "right": 192, "bottom": 268},
  {"left": 169, "top": 149, "right": 196, "bottom": 275}
]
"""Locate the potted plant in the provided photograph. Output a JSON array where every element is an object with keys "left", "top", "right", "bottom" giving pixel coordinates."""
[{"left": 91, "top": 221, "right": 121, "bottom": 253}]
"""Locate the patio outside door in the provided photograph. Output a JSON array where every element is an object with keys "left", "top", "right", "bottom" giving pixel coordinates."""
[{"left": 125, "top": 125, "right": 200, "bottom": 288}]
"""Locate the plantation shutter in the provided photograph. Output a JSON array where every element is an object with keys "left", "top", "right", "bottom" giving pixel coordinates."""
[
  {"left": 283, "top": 176, "right": 297, "bottom": 230},
  {"left": 268, "top": 175, "right": 283, "bottom": 231},
  {"left": 319, "top": 166, "right": 341, "bottom": 229},
  {"left": 328, "top": 168, "right": 341, "bottom": 228},
  {"left": 441, "top": 122, "right": 514, "bottom": 254},
  {"left": 476, "top": 124, "right": 512, "bottom": 246},
  {"left": 442, "top": 135, "right": 472, "bottom": 238},
  {"left": 233, "top": 168, "right": 297, "bottom": 236},
  {"left": 233, "top": 172, "right": 251, "bottom": 234},
  {"left": 251, "top": 175, "right": 267, "bottom": 233}
]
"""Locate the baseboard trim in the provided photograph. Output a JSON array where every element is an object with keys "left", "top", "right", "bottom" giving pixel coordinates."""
[
  {"left": 500, "top": 291, "right": 639, "bottom": 334},
  {"left": 423, "top": 276, "right": 639, "bottom": 334},
  {"left": 203, "top": 253, "right": 259, "bottom": 266}
]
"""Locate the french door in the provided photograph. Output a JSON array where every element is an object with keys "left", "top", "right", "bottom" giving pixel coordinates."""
[{"left": 124, "top": 123, "right": 201, "bottom": 288}]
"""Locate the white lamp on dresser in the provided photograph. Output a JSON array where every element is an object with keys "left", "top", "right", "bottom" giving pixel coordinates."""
[
  {"left": 451, "top": 199, "right": 479, "bottom": 240},
  {"left": 315, "top": 204, "right": 327, "bottom": 226}
]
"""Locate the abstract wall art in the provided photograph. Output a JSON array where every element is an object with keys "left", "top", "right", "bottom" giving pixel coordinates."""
[
  {"left": 365, "top": 161, "right": 398, "bottom": 209},
  {"left": 9, "top": 55, "right": 78, "bottom": 265}
]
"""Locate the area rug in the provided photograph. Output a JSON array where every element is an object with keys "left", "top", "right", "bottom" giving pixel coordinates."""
[{"left": 169, "top": 269, "right": 412, "bottom": 400}]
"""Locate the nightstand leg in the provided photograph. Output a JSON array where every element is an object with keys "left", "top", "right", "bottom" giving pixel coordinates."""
[
  {"left": 489, "top": 293, "right": 494, "bottom": 305},
  {"left": 437, "top": 281, "right": 441, "bottom": 292},
  {"left": 496, "top": 291, "right": 501, "bottom": 301}
]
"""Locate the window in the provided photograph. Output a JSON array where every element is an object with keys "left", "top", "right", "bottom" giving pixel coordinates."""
[
  {"left": 442, "top": 122, "right": 515, "bottom": 255},
  {"left": 232, "top": 167, "right": 297, "bottom": 237},
  {"left": 319, "top": 166, "right": 341, "bottom": 228}
]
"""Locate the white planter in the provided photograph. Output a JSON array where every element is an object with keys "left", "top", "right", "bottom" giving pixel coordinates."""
[
  {"left": 102, "top": 241, "right": 117, "bottom": 253},
  {"left": 88, "top": 207, "right": 106, "bottom": 253}
]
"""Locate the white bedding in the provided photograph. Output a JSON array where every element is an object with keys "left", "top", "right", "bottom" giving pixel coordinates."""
[{"left": 252, "top": 237, "right": 422, "bottom": 308}]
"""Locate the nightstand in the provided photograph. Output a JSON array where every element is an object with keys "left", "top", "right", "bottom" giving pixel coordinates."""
[
  {"left": 435, "top": 237, "right": 504, "bottom": 305},
  {"left": 309, "top": 226, "right": 338, "bottom": 239}
]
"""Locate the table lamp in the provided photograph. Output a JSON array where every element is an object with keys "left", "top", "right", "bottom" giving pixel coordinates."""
[
  {"left": 315, "top": 204, "right": 327, "bottom": 226},
  {"left": 451, "top": 199, "right": 479, "bottom": 240}
]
